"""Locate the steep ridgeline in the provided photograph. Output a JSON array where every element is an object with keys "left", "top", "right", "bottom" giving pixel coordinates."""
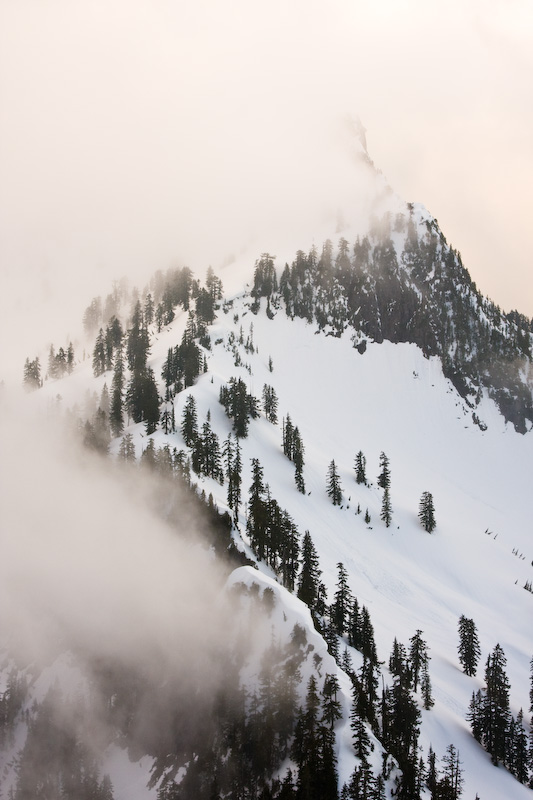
[{"left": 251, "top": 210, "right": 533, "bottom": 432}]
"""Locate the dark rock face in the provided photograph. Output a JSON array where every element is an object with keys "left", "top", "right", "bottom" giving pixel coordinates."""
[{"left": 258, "top": 210, "right": 533, "bottom": 432}]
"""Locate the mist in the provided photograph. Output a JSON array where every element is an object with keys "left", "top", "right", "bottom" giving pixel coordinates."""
[
  {"left": 2, "top": 0, "right": 531, "bottom": 384},
  {"left": 0, "top": 396, "right": 234, "bottom": 675}
]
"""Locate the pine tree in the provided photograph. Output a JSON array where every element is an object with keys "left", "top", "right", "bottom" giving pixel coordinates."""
[
  {"left": 511, "top": 708, "right": 529, "bottom": 783},
  {"left": 293, "top": 427, "right": 305, "bottom": 494},
  {"left": 481, "top": 643, "right": 511, "bottom": 766},
  {"left": 247, "top": 458, "right": 268, "bottom": 561},
  {"left": 181, "top": 394, "right": 198, "bottom": 447},
  {"left": 48, "top": 344, "right": 58, "bottom": 379},
  {"left": 92, "top": 328, "right": 107, "bottom": 376},
  {"left": 23, "top": 356, "right": 41, "bottom": 390},
  {"left": 380, "top": 487, "right": 392, "bottom": 527},
  {"left": 118, "top": 432, "right": 136, "bottom": 462},
  {"left": 377, "top": 452, "right": 390, "bottom": 489},
  {"left": 409, "top": 630, "right": 429, "bottom": 694},
  {"left": 457, "top": 615, "right": 481, "bottom": 676},
  {"left": 354, "top": 451, "right": 366, "bottom": 484},
  {"left": 297, "top": 531, "right": 322, "bottom": 613},
  {"left": 421, "top": 662, "right": 434, "bottom": 710},
  {"left": 418, "top": 491, "right": 436, "bottom": 532},
  {"left": 143, "top": 368, "right": 160, "bottom": 434},
  {"left": 283, "top": 415, "right": 294, "bottom": 459},
  {"left": 326, "top": 460, "right": 342, "bottom": 505},
  {"left": 109, "top": 346, "right": 125, "bottom": 437},
  {"left": 438, "top": 744, "right": 464, "bottom": 800},
  {"left": 66, "top": 342, "right": 75, "bottom": 373},
  {"left": 322, "top": 674, "right": 342, "bottom": 730},
  {"left": 331, "top": 562, "right": 352, "bottom": 637},
  {"left": 350, "top": 679, "right": 372, "bottom": 766},
  {"left": 262, "top": 384, "right": 278, "bottom": 424}
]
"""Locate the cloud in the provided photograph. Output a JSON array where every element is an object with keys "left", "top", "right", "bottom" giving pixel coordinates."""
[{"left": 0, "top": 399, "right": 232, "bottom": 678}]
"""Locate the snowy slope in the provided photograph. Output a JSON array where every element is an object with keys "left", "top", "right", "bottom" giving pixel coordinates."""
[{"left": 23, "top": 279, "right": 533, "bottom": 799}]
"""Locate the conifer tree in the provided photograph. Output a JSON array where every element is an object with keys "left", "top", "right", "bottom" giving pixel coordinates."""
[
  {"left": 418, "top": 491, "right": 436, "bottom": 532},
  {"left": 66, "top": 342, "right": 75, "bottom": 373},
  {"left": 354, "top": 451, "right": 366, "bottom": 484},
  {"left": 283, "top": 415, "right": 294, "bottom": 459},
  {"left": 92, "top": 328, "right": 107, "bottom": 376},
  {"left": 326, "top": 460, "right": 342, "bottom": 505},
  {"left": 380, "top": 487, "right": 392, "bottom": 527},
  {"left": 437, "top": 744, "right": 464, "bottom": 800},
  {"left": 293, "top": 427, "right": 305, "bottom": 494},
  {"left": 297, "top": 531, "right": 322, "bottom": 613},
  {"left": 247, "top": 458, "right": 268, "bottom": 560},
  {"left": 421, "top": 662, "right": 434, "bottom": 710},
  {"left": 110, "top": 346, "right": 125, "bottom": 437},
  {"left": 348, "top": 598, "right": 361, "bottom": 651},
  {"left": 480, "top": 643, "right": 511, "bottom": 766},
  {"left": 322, "top": 674, "right": 342, "bottom": 730},
  {"left": 23, "top": 357, "right": 42, "bottom": 390},
  {"left": 118, "top": 432, "right": 136, "bottom": 462},
  {"left": 181, "top": 394, "right": 198, "bottom": 446},
  {"left": 377, "top": 451, "right": 390, "bottom": 489},
  {"left": 48, "top": 344, "right": 58, "bottom": 379},
  {"left": 409, "top": 630, "right": 429, "bottom": 694},
  {"left": 510, "top": 708, "right": 529, "bottom": 783},
  {"left": 457, "top": 615, "right": 481, "bottom": 676},
  {"left": 262, "top": 384, "right": 278, "bottom": 424},
  {"left": 331, "top": 562, "right": 352, "bottom": 637}
]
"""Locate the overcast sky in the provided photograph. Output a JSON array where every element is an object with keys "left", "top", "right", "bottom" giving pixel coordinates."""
[{"left": 1, "top": 0, "right": 532, "bottom": 370}]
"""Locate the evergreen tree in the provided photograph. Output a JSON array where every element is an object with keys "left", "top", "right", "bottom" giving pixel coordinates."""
[
  {"left": 457, "top": 615, "right": 481, "bottom": 676},
  {"left": 418, "top": 491, "right": 436, "bottom": 532},
  {"left": 380, "top": 487, "right": 392, "bottom": 527},
  {"left": 66, "top": 342, "right": 75, "bottom": 373},
  {"left": 297, "top": 531, "right": 322, "bottom": 613},
  {"left": 347, "top": 598, "right": 361, "bottom": 651},
  {"left": 125, "top": 367, "right": 159, "bottom": 434},
  {"left": 326, "top": 460, "right": 343, "bottom": 505},
  {"left": 388, "top": 638, "right": 411, "bottom": 687},
  {"left": 48, "top": 344, "right": 58, "bottom": 379},
  {"left": 181, "top": 394, "right": 198, "bottom": 446},
  {"left": 219, "top": 377, "right": 257, "bottom": 437},
  {"left": 262, "top": 384, "right": 278, "bottom": 424},
  {"left": 92, "top": 328, "right": 107, "bottom": 376},
  {"left": 480, "top": 643, "right": 511, "bottom": 766},
  {"left": 510, "top": 708, "right": 529, "bottom": 783},
  {"left": 247, "top": 458, "right": 269, "bottom": 561},
  {"left": 350, "top": 678, "right": 372, "bottom": 766},
  {"left": 23, "top": 356, "right": 41, "bottom": 390},
  {"left": 293, "top": 427, "right": 305, "bottom": 494},
  {"left": 118, "top": 432, "right": 136, "bottom": 462},
  {"left": 437, "top": 744, "right": 464, "bottom": 800},
  {"left": 377, "top": 452, "right": 390, "bottom": 489},
  {"left": 126, "top": 301, "right": 150, "bottom": 371},
  {"left": 409, "top": 630, "right": 429, "bottom": 694},
  {"left": 426, "top": 745, "right": 438, "bottom": 798},
  {"left": 528, "top": 655, "right": 533, "bottom": 714},
  {"left": 354, "top": 451, "right": 366, "bottom": 484},
  {"left": 322, "top": 674, "right": 342, "bottom": 730},
  {"left": 331, "top": 562, "right": 352, "bottom": 637},
  {"left": 144, "top": 293, "right": 154, "bottom": 326},
  {"left": 110, "top": 346, "right": 125, "bottom": 437},
  {"left": 283, "top": 415, "right": 294, "bottom": 459},
  {"left": 421, "top": 662, "right": 434, "bottom": 710}
]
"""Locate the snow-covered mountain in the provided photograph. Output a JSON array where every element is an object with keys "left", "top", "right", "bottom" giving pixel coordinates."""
[{"left": 2, "top": 137, "right": 533, "bottom": 800}]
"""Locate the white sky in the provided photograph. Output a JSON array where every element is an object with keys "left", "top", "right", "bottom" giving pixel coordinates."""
[{"left": 0, "top": 0, "right": 532, "bottom": 371}]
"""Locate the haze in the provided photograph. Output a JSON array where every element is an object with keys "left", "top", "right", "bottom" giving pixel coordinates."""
[{"left": 1, "top": 0, "right": 532, "bottom": 381}]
